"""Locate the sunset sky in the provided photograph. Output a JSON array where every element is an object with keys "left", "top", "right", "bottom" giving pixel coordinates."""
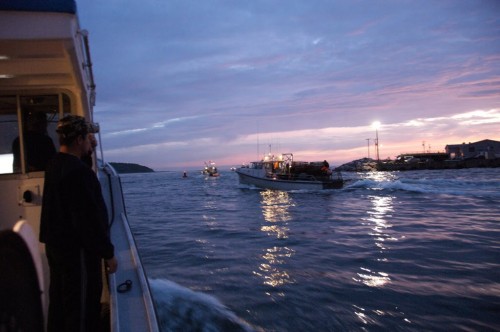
[{"left": 78, "top": 1, "right": 499, "bottom": 170}]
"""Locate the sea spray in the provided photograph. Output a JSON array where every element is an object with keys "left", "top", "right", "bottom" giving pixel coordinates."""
[{"left": 149, "top": 278, "right": 256, "bottom": 332}]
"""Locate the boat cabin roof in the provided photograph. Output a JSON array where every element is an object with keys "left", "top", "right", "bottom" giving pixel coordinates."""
[{"left": 0, "top": 0, "right": 76, "bottom": 14}]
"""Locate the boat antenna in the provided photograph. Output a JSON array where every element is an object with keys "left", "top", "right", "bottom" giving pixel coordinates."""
[
  {"left": 97, "top": 128, "right": 105, "bottom": 167},
  {"left": 256, "top": 121, "right": 260, "bottom": 160}
]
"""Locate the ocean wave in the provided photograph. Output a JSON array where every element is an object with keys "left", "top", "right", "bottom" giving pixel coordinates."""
[
  {"left": 149, "top": 278, "right": 256, "bottom": 332},
  {"left": 345, "top": 178, "right": 500, "bottom": 198},
  {"left": 237, "top": 184, "right": 262, "bottom": 190},
  {"left": 346, "top": 179, "right": 432, "bottom": 193}
]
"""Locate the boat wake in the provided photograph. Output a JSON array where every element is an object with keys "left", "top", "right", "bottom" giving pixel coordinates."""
[
  {"left": 346, "top": 179, "right": 431, "bottom": 193},
  {"left": 238, "top": 172, "right": 499, "bottom": 199},
  {"left": 345, "top": 178, "right": 500, "bottom": 199},
  {"left": 149, "top": 278, "right": 256, "bottom": 332},
  {"left": 237, "top": 184, "right": 261, "bottom": 190}
]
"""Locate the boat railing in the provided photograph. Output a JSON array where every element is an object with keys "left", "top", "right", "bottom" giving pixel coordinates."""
[
  {"left": 80, "top": 29, "right": 97, "bottom": 107},
  {"left": 98, "top": 161, "right": 160, "bottom": 332},
  {"left": 274, "top": 169, "right": 343, "bottom": 183}
]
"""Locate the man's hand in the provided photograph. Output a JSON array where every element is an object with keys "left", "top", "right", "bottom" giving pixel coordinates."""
[{"left": 105, "top": 256, "right": 118, "bottom": 274}]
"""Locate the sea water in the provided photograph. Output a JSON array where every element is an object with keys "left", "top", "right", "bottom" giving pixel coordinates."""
[{"left": 120, "top": 168, "right": 500, "bottom": 331}]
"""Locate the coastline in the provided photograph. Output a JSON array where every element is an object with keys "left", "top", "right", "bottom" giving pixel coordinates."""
[{"left": 336, "top": 157, "right": 500, "bottom": 172}]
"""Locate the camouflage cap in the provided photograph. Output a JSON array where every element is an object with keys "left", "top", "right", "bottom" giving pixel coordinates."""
[{"left": 56, "top": 115, "right": 99, "bottom": 139}]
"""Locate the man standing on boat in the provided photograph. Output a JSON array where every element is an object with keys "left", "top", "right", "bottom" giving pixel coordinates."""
[
  {"left": 321, "top": 160, "right": 331, "bottom": 174},
  {"left": 40, "top": 115, "right": 117, "bottom": 332}
]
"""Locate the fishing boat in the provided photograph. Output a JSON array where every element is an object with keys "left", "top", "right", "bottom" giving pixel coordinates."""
[
  {"left": 236, "top": 153, "right": 344, "bottom": 190},
  {"left": 202, "top": 161, "right": 219, "bottom": 177},
  {"left": 0, "top": 2, "right": 159, "bottom": 331}
]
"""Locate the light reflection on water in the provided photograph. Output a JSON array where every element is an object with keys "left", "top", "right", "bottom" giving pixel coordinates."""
[
  {"left": 353, "top": 172, "right": 400, "bottom": 324},
  {"left": 259, "top": 190, "right": 294, "bottom": 224},
  {"left": 368, "top": 195, "right": 396, "bottom": 252},
  {"left": 257, "top": 246, "right": 295, "bottom": 287},
  {"left": 354, "top": 194, "right": 395, "bottom": 289},
  {"left": 255, "top": 190, "right": 296, "bottom": 288},
  {"left": 363, "top": 171, "right": 399, "bottom": 188}
]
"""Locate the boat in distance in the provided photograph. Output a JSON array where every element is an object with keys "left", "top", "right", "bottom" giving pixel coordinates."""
[
  {"left": 202, "top": 161, "right": 220, "bottom": 177},
  {"left": 236, "top": 153, "right": 344, "bottom": 190}
]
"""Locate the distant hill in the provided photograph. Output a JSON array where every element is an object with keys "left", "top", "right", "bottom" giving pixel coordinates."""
[{"left": 110, "top": 162, "right": 154, "bottom": 173}]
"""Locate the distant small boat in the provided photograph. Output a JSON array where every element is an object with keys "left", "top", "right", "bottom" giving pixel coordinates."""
[
  {"left": 202, "top": 161, "right": 219, "bottom": 177},
  {"left": 236, "top": 153, "right": 344, "bottom": 190}
]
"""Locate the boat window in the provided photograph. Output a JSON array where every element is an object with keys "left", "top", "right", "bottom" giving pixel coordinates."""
[
  {"left": 0, "top": 94, "right": 70, "bottom": 174},
  {"left": 0, "top": 96, "right": 18, "bottom": 174}
]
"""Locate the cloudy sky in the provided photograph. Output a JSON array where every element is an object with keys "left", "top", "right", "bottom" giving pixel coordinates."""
[{"left": 77, "top": 1, "right": 499, "bottom": 170}]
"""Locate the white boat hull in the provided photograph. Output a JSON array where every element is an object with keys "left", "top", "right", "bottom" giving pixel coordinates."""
[{"left": 236, "top": 168, "right": 343, "bottom": 191}]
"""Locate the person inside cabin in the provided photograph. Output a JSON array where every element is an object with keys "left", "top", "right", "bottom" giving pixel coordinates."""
[
  {"left": 40, "top": 115, "right": 117, "bottom": 332},
  {"left": 12, "top": 111, "right": 56, "bottom": 172}
]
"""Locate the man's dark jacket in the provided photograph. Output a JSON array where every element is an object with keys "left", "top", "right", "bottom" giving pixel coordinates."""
[{"left": 40, "top": 152, "right": 114, "bottom": 259}]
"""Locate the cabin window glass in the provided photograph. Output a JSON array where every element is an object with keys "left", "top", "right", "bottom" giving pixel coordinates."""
[
  {"left": 16, "top": 95, "right": 61, "bottom": 173},
  {"left": 0, "top": 93, "right": 70, "bottom": 174},
  {"left": 0, "top": 96, "right": 18, "bottom": 174},
  {"left": 61, "top": 93, "right": 72, "bottom": 119}
]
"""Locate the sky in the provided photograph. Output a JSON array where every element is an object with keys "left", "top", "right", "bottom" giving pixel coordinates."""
[{"left": 77, "top": 0, "right": 500, "bottom": 170}]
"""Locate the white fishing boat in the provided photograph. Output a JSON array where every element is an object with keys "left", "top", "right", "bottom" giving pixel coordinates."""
[
  {"left": 202, "top": 161, "right": 219, "bottom": 177},
  {"left": 236, "top": 153, "right": 344, "bottom": 190},
  {"left": 0, "top": 2, "right": 159, "bottom": 331}
]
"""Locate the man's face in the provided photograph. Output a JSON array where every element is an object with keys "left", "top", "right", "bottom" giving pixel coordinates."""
[
  {"left": 88, "top": 133, "right": 97, "bottom": 150},
  {"left": 78, "top": 134, "right": 92, "bottom": 158}
]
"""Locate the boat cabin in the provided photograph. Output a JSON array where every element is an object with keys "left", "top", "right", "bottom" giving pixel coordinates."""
[
  {"left": 0, "top": 94, "right": 74, "bottom": 175},
  {"left": 250, "top": 153, "right": 334, "bottom": 180},
  {"left": 0, "top": 2, "right": 159, "bottom": 331}
]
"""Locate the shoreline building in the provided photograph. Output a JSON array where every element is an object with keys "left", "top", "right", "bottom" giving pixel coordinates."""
[{"left": 445, "top": 139, "right": 500, "bottom": 160}]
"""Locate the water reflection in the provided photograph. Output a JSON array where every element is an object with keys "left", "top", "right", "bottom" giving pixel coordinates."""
[
  {"left": 364, "top": 171, "right": 398, "bottom": 184},
  {"left": 352, "top": 177, "right": 402, "bottom": 325},
  {"left": 259, "top": 190, "right": 294, "bottom": 238},
  {"left": 368, "top": 195, "right": 397, "bottom": 252},
  {"left": 353, "top": 267, "right": 391, "bottom": 287},
  {"left": 257, "top": 246, "right": 295, "bottom": 287},
  {"left": 202, "top": 176, "right": 219, "bottom": 211},
  {"left": 260, "top": 191, "right": 294, "bottom": 222},
  {"left": 255, "top": 190, "right": 295, "bottom": 288},
  {"left": 355, "top": 194, "right": 396, "bottom": 289}
]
